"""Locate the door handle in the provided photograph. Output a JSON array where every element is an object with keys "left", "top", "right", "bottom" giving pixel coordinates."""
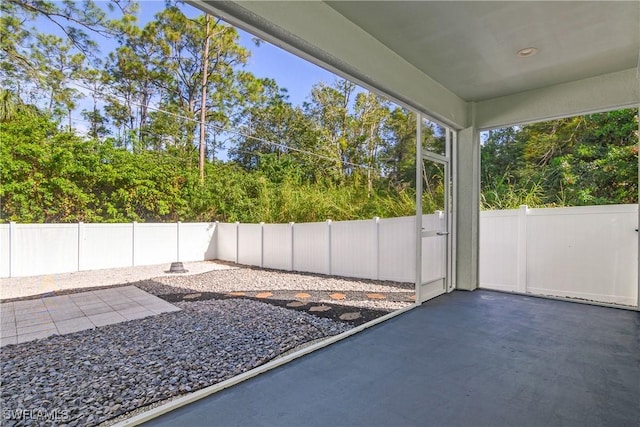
[{"left": 436, "top": 231, "right": 449, "bottom": 236}]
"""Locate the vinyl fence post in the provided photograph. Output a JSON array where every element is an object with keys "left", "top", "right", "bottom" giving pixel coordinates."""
[
  {"left": 374, "top": 217, "right": 380, "bottom": 280},
  {"left": 327, "top": 219, "right": 332, "bottom": 276},
  {"left": 289, "top": 222, "right": 295, "bottom": 271},
  {"left": 9, "top": 221, "right": 16, "bottom": 278},
  {"left": 259, "top": 222, "right": 265, "bottom": 268},
  {"left": 132, "top": 221, "right": 137, "bottom": 267},
  {"left": 214, "top": 221, "right": 219, "bottom": 261},
  {"left": 176, "top": 221, "right": 181, "bottom": 262},
  {"left": 77, "top": 222, "right": 85, "bottom": 272},
  {"left": 517, "top": 205, "right": 528, "bottom": 293},
  {"left": 235, "top": 222, "right": 240, "bottom": 265}
]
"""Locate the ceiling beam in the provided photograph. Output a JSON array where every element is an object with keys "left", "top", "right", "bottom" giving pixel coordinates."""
[
  {"left": 476, "top": 68, "right": 640, "bottom": 130},
  {"left": 193, "top": 0, "right": 470, "bottom": 129}
]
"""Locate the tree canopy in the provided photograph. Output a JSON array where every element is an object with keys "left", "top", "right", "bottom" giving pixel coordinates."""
[{"left": 0, "top": 1, "right": 637, "bottom": 223}]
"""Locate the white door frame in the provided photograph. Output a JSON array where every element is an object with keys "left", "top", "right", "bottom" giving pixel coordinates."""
[{"left": 415, "top": 114, "right": 456, "bottom": 303}]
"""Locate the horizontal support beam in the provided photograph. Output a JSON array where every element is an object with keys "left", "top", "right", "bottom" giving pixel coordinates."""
[
  {"left": 476, "top": 68, "right": 640, "bottom": 130},
  {"left": 194, "top": 0, "right": 469, "bottom": 129}
]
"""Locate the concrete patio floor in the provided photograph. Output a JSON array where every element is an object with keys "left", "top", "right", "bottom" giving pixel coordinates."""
[
  {"left": 0, "top": 286, "right": 180, "bottom": 346},
  {"left": 145, "top": 290, "right": 640, "bottom": 427}
]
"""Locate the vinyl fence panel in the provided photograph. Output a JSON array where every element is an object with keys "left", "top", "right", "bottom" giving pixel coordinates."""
[
  {"left": 13, "top": 224, "right": 79, "bottom": 277},
  {"left": 179, "top": 222, "right": 217, "bottom": 262},
  {"left": 216, "top": 223, "right": 238, "bottom": 263},
  {"left": 479, "top": 209, "right": 519, "bottom": 292},
  {"left": 331, "top": 219, "right": 377, "bottom": 279},
  {"left": 526, "top": 205, "right": 637, "bottom": 306},
  {"left": 133, "top": 223, "right": 178, "bottom": 267},
  {"left": 378, "top": 216, "right": 415, "bottom": 283},
  {"left": 81, "top": 223, "right": 133, "bottom": 271},
  {"left": 0, "top": 224, "right": 9, "bottom": 277},
  {"left": 293, "top": 222, "right": 329, "bottom": 275},
  {"left": 238, "top": 224, "right": 262, "bottom": 267},
  {"left": 263, "top": 223, "right": 292, "bottom": 271},
  {"left": 480, "top": 204, "right": 638, "bottom": 307}
]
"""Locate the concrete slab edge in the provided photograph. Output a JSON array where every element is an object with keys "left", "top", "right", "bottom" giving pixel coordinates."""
[
  {"left": 478, "top": 287, "right": 639, "bottom": 312},
  {"left": 114, "top": 303, "right": 418, "bottom": 427}
]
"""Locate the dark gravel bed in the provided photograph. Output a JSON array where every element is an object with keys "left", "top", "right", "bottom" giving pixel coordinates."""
[{"left": 0, "top": 299, "right": 349, "bottom": 427}]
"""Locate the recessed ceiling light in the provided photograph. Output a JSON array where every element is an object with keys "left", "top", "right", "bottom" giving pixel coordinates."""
[{"left": 517, "top": 47, "right": 538, "bottom": 58}]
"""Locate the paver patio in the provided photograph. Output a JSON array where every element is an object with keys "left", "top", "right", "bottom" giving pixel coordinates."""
[{"left": 0, "top": 286, "right": 180, "bottom": 347}]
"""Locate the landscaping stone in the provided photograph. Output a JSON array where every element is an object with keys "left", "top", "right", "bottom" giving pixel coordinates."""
[
  {"left": 294, "top": 293, "right": 311, "bottom": 299},
  {"left": 0, "top": 299, "right": 349, "bottom": 427},
  {"left": 286, "top": 301, "right": 306, "bottom": 308},
  {"left": 339, "top": 312, "right": 362, "bottom": 321},
  {"left": 309, "top": 305, "right": 332, "bottom": 312}
]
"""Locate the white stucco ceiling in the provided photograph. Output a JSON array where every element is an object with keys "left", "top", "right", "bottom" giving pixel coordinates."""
[{"left": 326, "top": 1, "right": 639, "bottom": 102}]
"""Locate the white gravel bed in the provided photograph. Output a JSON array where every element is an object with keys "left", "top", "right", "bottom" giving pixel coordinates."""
[
  {"left": 0, "top": 299, "right": 349, "bottom": 427},
  {"left": 0, "top": 261, "right": 234, "bottom": 301},
  {"left": 154, "top": 268, "right": 413, "bottom": 294}
]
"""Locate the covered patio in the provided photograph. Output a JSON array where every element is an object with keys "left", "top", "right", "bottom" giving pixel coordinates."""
[
  {"left": 129, "top": 1, "right": 640, "bottom": 425},
  {"left": 145, "top": 290, "right": 640, "bottom": 426}
]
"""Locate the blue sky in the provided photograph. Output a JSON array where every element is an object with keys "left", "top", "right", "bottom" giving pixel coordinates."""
[{"left": 135, "top": 1, "right": 338, "bottom": 107}]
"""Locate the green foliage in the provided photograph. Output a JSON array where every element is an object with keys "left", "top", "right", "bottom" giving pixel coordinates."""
[
  {"left": 0, "top": 105, "right": 420, "bottom": 223},
  {"left": 481, "top": 109, "right": 639, "bottom": 209},
  {"left": 2, "top": 2, "right": 636, "bottom": 223}
]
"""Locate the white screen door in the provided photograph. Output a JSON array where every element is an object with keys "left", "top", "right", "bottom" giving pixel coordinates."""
[{"left": 416, "top": 115, "right": 453, "bottom": 303}]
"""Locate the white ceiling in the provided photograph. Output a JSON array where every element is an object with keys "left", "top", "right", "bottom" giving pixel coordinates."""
[{"left": 326, "top": 1, "right": 640, "bottom": 102}]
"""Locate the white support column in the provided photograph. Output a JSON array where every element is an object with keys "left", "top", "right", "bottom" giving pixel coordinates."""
[
  {"left": 637, "top": 105, "right": 639, "bottom": 311},
  {"left": 374, "top": 217, "right": 380, "bottom": 280},
  {"left": 517, "top": 205, "right": 528, "bottom": 294},
  {"left": 327, "top": 219, "right": 332, "bottom": 276},
  {"left": 456, "top": 105, "right": 480, "bottom": 291},
  {"left": 415, "top": 113, "right": 423, "bottom": 302}
]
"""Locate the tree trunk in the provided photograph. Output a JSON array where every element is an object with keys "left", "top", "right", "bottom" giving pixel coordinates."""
[{"left": 199, "top": 14, "right": 212, "bottom": 184}]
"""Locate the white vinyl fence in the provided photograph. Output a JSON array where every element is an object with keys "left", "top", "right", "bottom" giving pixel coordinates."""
[
  {"left": 480, "top": 204, "right": 639, "bottom": 307},
  {"left": 214, "top": 216, "right": 421, "bottom": 283},
  {"left": 0, "top": 222, "right": 217, "bottom": 278},
  {"left": 3, "top": 206, "right": 637, "bottom": 307}
]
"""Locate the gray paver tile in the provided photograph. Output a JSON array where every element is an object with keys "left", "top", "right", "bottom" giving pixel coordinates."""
[
  {"left": 120, "top": 310, "right": 154, "bottom": 321},
  {"left": 14, "top": 304, "right": 48, "bottom": 315},
  {"left": 103, "top": 297, "right": 131, "bottom": 305},
  {"left": 70, "top": 295, "right": 103, "bottom": 305},
  {"left": 80, "top": 303, "right": 114, "bottom": 316},
  {"left": 16, "top": 313, "right": 54, "bottom": 328},
  {"left": 17, "top": 329, "right": 57, "bottom": 344},
  {"left": 0, "top": 303, "right": 15, "bottom": 315},
  {"left": 88, "top": 312, "right": 126, "bottom": 327},
  {"left": 13, "top": 300, "right": 45, "bottom": 310},
  {"left": 18, "top": 322, "right": 57, "bottom": 335},
  {"left": 55, "top": 318, "right": 94, "bottom": 334},
  {"left": 110, "top": 301, "right": 144, "bottom": 311},
  {"left": 0, "top": 336, "right": 17, "bottom": 347},
  {"left": 1, "top": 322, "right": 17, "bottom": 334},
  {"left": 1, "top": 315, "right": 15, "bottom": 325},
  {"left": 48, "top": 309, "right": 86, "bottom": 322},
  {"left": 43, "top": 295, "right": 73, "bottom": 306}
]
